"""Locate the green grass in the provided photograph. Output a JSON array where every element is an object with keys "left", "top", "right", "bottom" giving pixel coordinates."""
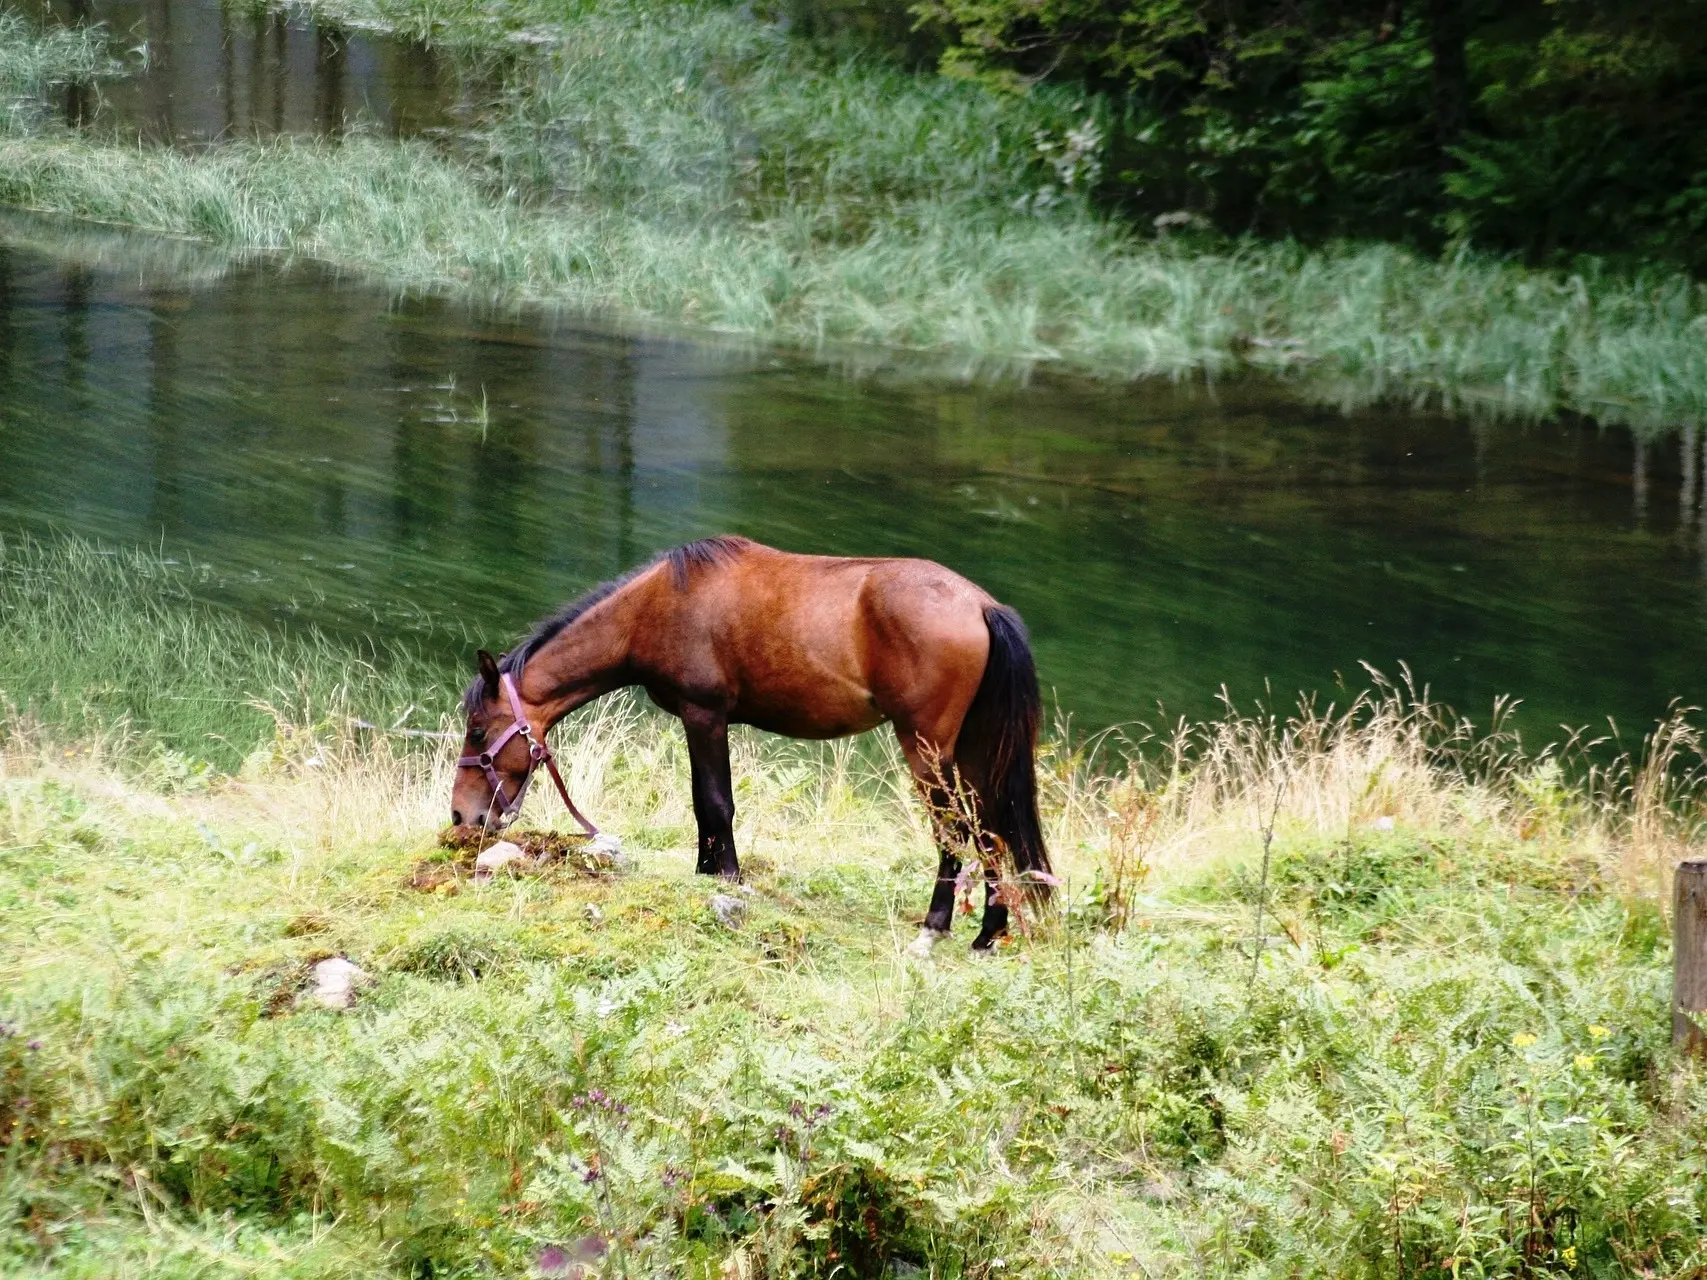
[
  {"left": 2, "top": 535, "right": 1706, "bottom": 1277},
  {"left": 0, "top": 11, "right": 111, "bottom": 133},
  {"left": 0, "top": 535, "right": 448, "bottom": 774},
  {"left": 0, "top": 3, "right": 1704, "bottom": 428}
]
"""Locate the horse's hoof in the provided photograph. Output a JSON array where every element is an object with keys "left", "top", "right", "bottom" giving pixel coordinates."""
[{"left": 905, "top": 929, "right": 948, "bottom": 959}]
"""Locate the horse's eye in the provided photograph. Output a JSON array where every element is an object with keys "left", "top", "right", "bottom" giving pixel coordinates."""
[{"left": 469, "top": 728, "right": 487, "bottom": 747}]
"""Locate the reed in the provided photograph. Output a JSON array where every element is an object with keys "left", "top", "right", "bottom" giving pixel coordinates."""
[{"left": 0, "top": 11, "right": 112, "bottom": 132}]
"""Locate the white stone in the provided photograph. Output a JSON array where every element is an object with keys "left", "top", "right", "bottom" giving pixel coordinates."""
[
  {"left": 582, "top": 903, "right": 604, "bottom": 923},
  {"left": 1372, "top": 815, "right": 1396, "bottom": 831},
  {"left": 474, "top": 840, "right": 527, "bottom": 879},
  {"left": 586, "top": 832, "right": 634, "bottom": 872},
  {"left": 710, "top": 894, "right": 746, "bottom": 928},
  {"left": 306, "top": 957, "right": 370, "bottom": 1011},
  {"left": 905, "top": 928, "right": 949, "bottom": 959}
]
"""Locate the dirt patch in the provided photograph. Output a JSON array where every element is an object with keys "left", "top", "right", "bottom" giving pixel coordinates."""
[{"left": 409, "top": 826, "right": 614, "bottom": 892}]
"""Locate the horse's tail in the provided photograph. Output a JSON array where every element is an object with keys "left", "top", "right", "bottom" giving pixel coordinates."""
[{"left": 960, "top": 603, "right": 1052, "bottom": 895}]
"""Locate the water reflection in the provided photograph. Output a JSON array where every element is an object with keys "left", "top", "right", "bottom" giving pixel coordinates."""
[
  {"left": 31, "top": 0, "right": 497, "bottom": 143},
  {"left": 2, "top": 211, "right": 1703, "bottom": 736}
]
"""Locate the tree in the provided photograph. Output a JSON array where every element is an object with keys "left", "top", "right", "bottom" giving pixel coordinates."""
[{"left": 907, "top": 0, "right": 1707, "bottom": 267}]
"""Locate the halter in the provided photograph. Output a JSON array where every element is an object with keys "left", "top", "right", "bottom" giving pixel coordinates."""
[{"left": 457, "top": 671, "right": 599, "bottom": 835}]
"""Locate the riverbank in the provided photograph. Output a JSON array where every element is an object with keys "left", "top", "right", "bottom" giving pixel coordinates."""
[
  {"left": 2, "top": 536, "right": 1705, "bottom": 1276},
  {"left": 2, "top": 4, "right": 1706, "bottom": 429}
]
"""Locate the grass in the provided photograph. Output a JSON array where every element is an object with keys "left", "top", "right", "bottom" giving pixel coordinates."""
[
  {"left": 0, "top": 11, "right": 111, "bottom": 133},
  {"left": 0, "top": 2, "right": 1705, "bottom": 428},
  {"left": 3, "top": 535, "right": 1707, "bottom": 1277}
]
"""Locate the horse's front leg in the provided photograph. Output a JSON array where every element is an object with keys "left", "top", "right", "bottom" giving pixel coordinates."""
[{"left": 681, "top": 703, "right": 739, "bottom": 878}]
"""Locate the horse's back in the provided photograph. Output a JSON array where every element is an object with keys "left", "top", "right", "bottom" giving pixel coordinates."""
[{"left": 660, "top": 542, "right": 994, "bottom": 740}]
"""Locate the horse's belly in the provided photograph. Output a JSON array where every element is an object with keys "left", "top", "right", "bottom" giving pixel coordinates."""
[{"left": 733, "top": 686, "right": 886, "bottom": 740}]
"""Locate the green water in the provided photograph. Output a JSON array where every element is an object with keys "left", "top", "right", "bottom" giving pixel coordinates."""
[
  {"left": 30, "top": 0, "right": 496, "bottom": 143},
  {"left": 2, "top": 213, "right": 1702, "bottom": 738}
]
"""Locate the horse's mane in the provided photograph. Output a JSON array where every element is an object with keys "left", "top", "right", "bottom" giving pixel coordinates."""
[{"left": 462, "top": 535, "right": 752, "bottom": 713}]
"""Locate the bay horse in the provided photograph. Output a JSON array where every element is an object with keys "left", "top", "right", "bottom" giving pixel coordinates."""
[{"left": 451, "top": 536, "right": 1050, "bottom": 951}]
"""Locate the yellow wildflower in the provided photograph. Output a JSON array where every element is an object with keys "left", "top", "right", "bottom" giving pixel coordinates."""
[
  {"left": 1512, "top": 1032, "right": 1538, "bottom": 1048},
  {"left": 1574, "top": 1053, "right": 1596, "bottom": 1070},
  {"left": 1588, "top": 1025, "right": 1611, "bottom": 1040},
  {"left": 1561, "top": 1245, "right": 1577, "bottom": 1269}
]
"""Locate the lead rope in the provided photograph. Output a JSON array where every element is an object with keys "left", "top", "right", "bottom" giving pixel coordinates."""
[{"left": 499, "top": 673, "right": 600, "bottom": 838}]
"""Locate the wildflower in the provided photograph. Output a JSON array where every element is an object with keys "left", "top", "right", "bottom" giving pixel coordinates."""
[
  {"left": 1574, "top": 1053, "right": 1596, "bottom": 1070},
  {"left": 1561, "top": 1245, "right": 1577, "bottom": 1269},
  {"left": 1588, "top": 1024, "right": 1611, "bottom": 1040},
  {"left": 1511, "top": 1032, "right": 1538, "bottom": 1048},
  {"left": 661, "top": 1165, "right": 686, "bottom": 1189}
]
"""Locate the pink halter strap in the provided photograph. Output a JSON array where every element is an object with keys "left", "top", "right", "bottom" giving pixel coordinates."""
[{"left": 456, "top": 671, "right": 599, "bottom": 835}]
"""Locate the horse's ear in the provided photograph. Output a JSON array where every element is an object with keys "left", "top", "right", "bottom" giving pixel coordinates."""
[{"left": 476, "top": 649, "right": 500, "bottom": 697}]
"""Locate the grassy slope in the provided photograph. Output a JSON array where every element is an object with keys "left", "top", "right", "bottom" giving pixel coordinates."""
[
  {"left": 2, "top": 538, "right": 1705, "bottom": 1277},
  {"left": 1, "top": 4, "right": 1705, "bottom": 427}
]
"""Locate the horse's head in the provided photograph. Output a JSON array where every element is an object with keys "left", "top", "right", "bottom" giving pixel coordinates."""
[{"left": 450, "top": 649, "right": 532, "bottom": 828}]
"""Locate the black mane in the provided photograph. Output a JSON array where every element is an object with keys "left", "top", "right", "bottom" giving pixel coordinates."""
[{"left": 461, "top": 535, "right": 752, "bottom": 713}]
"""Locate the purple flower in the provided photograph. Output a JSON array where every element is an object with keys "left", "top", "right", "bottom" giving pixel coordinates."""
[
  {"left": 536, "top": 1245, "right": 572, "bottom": 1278},
  {"left": 537, "top": 1234, "right": 607, "bottom": 1275},
  {"left": 662, "top": 1164, "right": 687, "bottom": 1189},
  {"left": 26, "top": 1040, "right": 41, "bottom": 1052}
]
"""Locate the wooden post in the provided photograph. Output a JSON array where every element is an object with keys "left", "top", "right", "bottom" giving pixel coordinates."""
[{"left": 1676, "top": 860, "right": 1707, "bottom": 1055}]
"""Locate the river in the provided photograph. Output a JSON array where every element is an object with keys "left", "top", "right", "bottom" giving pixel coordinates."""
[{"left": 1, "top": 213, "right": 1701, "bottom": 738}]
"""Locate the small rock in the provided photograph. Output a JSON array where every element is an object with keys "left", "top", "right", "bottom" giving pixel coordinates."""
[
  {"left": 305, "top": 957, "right": 370, "bottom": 1011},
  {"left": 475, "top": 840, "right": 527, "bottom": 879},
  {"left": 582, "top": 903, "right": 604, "bottom": 924},
  {"left": 710, "top": 894, "right": 746, "bottom": 929},
  {"left": 585, "top": 832, "right": 634, "bottom": 873}
]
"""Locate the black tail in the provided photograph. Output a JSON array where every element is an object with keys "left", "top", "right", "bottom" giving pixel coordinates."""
[{"left": 960, "top": 604, "right": 1051, "bottom": 894}]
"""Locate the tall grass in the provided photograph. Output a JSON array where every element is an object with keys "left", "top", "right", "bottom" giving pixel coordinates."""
[
  {"left": 2, "top": 539, "right": 1705, "bottom": 1277},
  {"left": 0, "top": 535, "right": 447, "bottom": 772},
  {"left": 1, "top": 5, "right": 1704, "bottom": 426},
  {"left": 0, "top": 11, "right": 112, "bottom": 133}
]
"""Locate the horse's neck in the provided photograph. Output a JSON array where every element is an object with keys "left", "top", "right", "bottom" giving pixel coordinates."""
[{"left": 519, "top": 575, "right": 651, "bottom": 724}]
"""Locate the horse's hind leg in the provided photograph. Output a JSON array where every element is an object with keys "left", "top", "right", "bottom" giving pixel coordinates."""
[
  {"left": 896, "top": 730, "right": 974, "bottom": 952},
  {"left": 971, "top": 859, "right": 1009, "bottom": 951},
  {"left": 682, "top": 703, "right": 739, "bottom": 879}
]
